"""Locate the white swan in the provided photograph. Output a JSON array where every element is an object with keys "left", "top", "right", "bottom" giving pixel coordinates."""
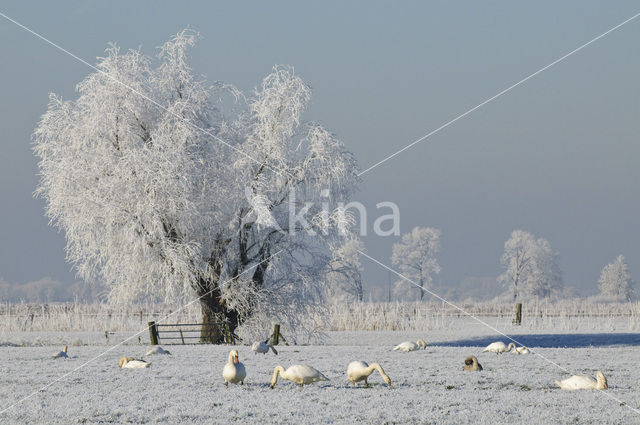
[
  {"left": 555, "top": 371, "right": 608, "bottom": 390},
  {"left": 145, "top": 346, "right": 171, "bottom": 355},
  {"left": 347, "top": 361, "right": 391, "bottom": 387},
  {"left": 270, "top": 365, "right": 329, "bottom": 389},
  {"left": 118, "top": 356, "right": 151, "bottom": 368},
  {"left": 252, "top": 341, "right": 278, "bottom": 355},
  {"left": 512, "top": 345, "right": 530, "bottom": 354},
  {"left": 393, "top": 339, "right": 427, "bottom": 352},
  {"left": 482, "top": 341, "right": 511, "bottom": 354},
  {"left": 222, "top": 350, "right": 246, "bottom": 386},
  {"left": 462, "top": 355, "right": 483, "bottom": 371},
  {"left": 53, "top": 345, "right": 68, "bottom": 359}
]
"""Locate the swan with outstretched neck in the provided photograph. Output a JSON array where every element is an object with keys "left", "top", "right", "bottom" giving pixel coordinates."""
[
  {"left": 270, "top": 365, "right": 328, "bottom": 389},
  {"left": 555, "top": 371, "right": 608, "bottom": 390},
  {"left": 347, "top": 361, "right": 391, "bottom": 387},
  {"left": 222, "top": 350, "right": 246, "bottom": 386},
  {"left": 393, "top": 339, "right": 427, "bottom": 351}
]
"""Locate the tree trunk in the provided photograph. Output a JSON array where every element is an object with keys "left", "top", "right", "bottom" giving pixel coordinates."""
[
  {"left": 197, "top": 274, "right": 239, "bottom": 344},
  {"left": 196, "top": 243, "right": 269, "bottom": 343}
]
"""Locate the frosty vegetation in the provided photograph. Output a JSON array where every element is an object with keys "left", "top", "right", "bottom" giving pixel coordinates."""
[
  {"left": 32, "top": 30, "right": 359, "bottom": 342},
  {"left": 598, "top": 255, "right": 634, "bottom": 301},
  {"left": 3, "top": 299, "right": 640, "bottom": 338},
  {"left": 391, "top": 226, "right": 441, "bottom": 301},
  {"left": 325, "top": 238, "right": 366, "bottom": 302},
  {"left": 498, "top": 230, "right": 563, "bottom": 302}
]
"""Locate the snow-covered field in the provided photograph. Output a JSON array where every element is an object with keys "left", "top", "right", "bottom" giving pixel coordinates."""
[{"left": 1, "top": 328, "right": 639, "bottom": 424}]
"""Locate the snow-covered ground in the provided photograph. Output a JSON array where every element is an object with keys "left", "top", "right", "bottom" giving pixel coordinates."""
[{"left": 1, "top": 328, "right": 639, "bottom": 424}]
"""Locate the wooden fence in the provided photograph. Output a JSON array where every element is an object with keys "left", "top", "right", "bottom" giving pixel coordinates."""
[{"left": 148, "top": 321, "right": 237, "bottom": 345}]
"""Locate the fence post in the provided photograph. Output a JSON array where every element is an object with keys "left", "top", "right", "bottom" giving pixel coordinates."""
[
  {"left": 273, "top": 324, "right": 280, "bottom": 345},
  {"left": 179, "top": 329, "right": 185, "bottom": 345},
  {"left": 515, "top": 303, "right": 522, "bottom": 325},
  {"left": 148, "top": 321, "right": 159, "bottom": 345}
]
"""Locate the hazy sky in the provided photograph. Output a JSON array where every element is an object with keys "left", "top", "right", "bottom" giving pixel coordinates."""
[{"left": 1, "top": 1, "right": 639, "bottom": 300}]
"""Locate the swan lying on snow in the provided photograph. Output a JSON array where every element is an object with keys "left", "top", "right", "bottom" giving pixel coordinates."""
[
  {"left": 555, "top": 371, "right": 608, "bottom": 390},
  {"left": 53, "top": 346, "right": 68, "bottom": 359},
  {"left": 270, "top": 365, "right": 329, "bottom": 389},
  {"left": 252, "top": 341, "right": 278, "bottom": 355},
  {"left": 393, "top": 339, "right": 427, "bottom": 351},
  {"left": 347, "top": 361, "right": 391, "bottom": 387},
  {"left": 222, "top": 350, "right": 246, "bottom": 386},
  {"left": 462, "top": 356, "right": 482, "bottom": 371},
  {"left": 482, "top": 341, "right": 511, "bottom": 354},
  {"left": 118, "top": 357, "right": 151, "bottom": 368},
  {"left": 145, "top": 346, "right": 171, "bottom": 355}
]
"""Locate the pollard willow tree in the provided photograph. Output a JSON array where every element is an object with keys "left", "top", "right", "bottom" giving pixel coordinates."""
[
  {"left": 391, "top": 226, "right": 441, "bottom": 301},
  {"left": 33, "top": 31, "right": 359, "bottom": 342},
  {"left": 498, "top": 230, "right": 562, "bottom": 301},
  {"left": 598, "top": 255, "right": 634, "bottom": 301}
]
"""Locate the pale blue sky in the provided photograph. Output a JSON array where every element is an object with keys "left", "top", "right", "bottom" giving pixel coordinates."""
[{"left": 1, "top": 1, "right": 639, "bottom": 299}]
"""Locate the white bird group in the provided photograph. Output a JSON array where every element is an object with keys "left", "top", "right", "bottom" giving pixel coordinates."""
[
  {"left": 53, "top": 337, "right": 606, "bottom": 393},
  {"left": 478, "top": 341, "right": 608, "bottom": 391},
  {"left": 220, "top": 350, "right": 390, "bottom": 390}
]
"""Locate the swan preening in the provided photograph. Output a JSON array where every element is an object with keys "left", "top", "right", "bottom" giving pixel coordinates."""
[
  {"left": 393, "top": 339, "right": 427, "bottom": 352},
  {"left": 252, "top": 341, "right": 278, "bottom": 355},
  {"left": 53, "top": 345, "right": 68, "bottom": 359},
  {"left": 347, "top": 361, "right": 391, "bottom": 387},
  {"left": 118, "top": 357, "right": 151, "bottom": 368},
  {"left": 222, "top": 350, "right": 246, "bottom": 386},
  {"left": 463, "top": 356, "right": 483, "bottom": 371},
  {"left": 482, "top": 341, "right": 511, "bottom": 354},
  {"left": 555, "top": 371, "right": 608, "bottom": 390},
  {"left": 270, "top": 365, "right": 329, "bottom": 389},
  {"left": 146, "top": 346, "right": 171, "bottom": 356}
]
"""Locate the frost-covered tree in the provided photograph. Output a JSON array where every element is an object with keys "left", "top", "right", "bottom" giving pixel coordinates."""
[
  {"left": 325, "top": 238, "right": 365, "bottom": 301},
  {"left": 498, "top": 230, "right": 562, "bottom": 301},
  {"left": 391, "top": 227, "right": 441, "bottom": 301},
  {"left": 598, "top": 255, "right": 634, "bottom": 301},
  {"left": 33, "top": 30, "right": 359, "bottom": 342}
]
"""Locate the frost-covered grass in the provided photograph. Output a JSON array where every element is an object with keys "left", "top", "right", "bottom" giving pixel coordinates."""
[
  {"left": 1, "top": 330, "right": 639, "bottom": 424},
  {"left": 326, "top": 300, "right": 640, "bottom": 333},
  {"left": 1, "top": 300, "right": 639, "bottom": 347}
]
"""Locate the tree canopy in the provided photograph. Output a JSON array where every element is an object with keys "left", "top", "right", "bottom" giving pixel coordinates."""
[{"left": 33, "top": 30, "right": 359, "bottom": 341}]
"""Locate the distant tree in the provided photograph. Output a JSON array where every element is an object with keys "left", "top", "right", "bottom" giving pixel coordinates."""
[
  {"left": 498, "top": 230, "right": 562, "bottom": 301},
  {"left": 598, "top": 255, "right": 634, "bottom": 301},
  {"left": 33, "top": 30, "right": 359, "bottom": 342},
  {"left": 391, "top": 227, "right": 441, "bottom": 301},
  {"left": 326, "top": 238, "right": 365, "bottom": 301}
]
